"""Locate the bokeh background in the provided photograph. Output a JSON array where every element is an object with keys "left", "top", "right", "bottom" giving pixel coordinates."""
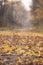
[{"left": 0, "top": 0, "right": 43, "bottom": 32}]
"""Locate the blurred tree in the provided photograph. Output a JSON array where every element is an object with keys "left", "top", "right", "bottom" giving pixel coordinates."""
[
  {"left": 0, "top": 0, "right": 43, "bottom": 29},
  {"left": 0, "top": 0, "right": 7, "bottom": 27},
  {"left": 30, "top": 0, "right": 43, "bottom": 28}
]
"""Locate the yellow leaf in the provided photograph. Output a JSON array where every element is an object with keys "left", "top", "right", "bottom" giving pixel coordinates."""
[
  {"left": 16, "top": 47, "right": 22, "bottom": 51},
  {"left": 6, "top": 52, "right": 11, "bottom": 55},
  {"left": 34, "top": 51, "right": 41, "bottom": 56},
  {"left": 33, "top": 59, "right": 39, "bottom": 63},
  {"left": 24, "top": 45, "right": 29, "bottom": 49},
  {"left": 26, "top": 51, "right": 31, "bottom": 55},
  {"left": 16, "top": 51, "right": 20, "bottom": 54},
  {"left": 16, "top": 49, "right": 25, "bottom": 54},
  {"left": 11, "top": 46, "right": 16, "bottom": 49},
  {"left": 17, "top": 58, "right": 23, "bottom": 63},
  {"left": 4, "top": 45, "right": 12, "bottom": 51},
  {"left": 0, "top": 49, "right": 3, "bottom": 54}
]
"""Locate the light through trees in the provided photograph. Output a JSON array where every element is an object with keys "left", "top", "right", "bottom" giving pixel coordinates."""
[{"left": 21, "top": 0, "right": 33, "bottom": 11}]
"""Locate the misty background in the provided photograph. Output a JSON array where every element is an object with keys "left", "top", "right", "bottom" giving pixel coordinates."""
[{"left": 0, "top": 0, "right": 43, "bottom": 32}]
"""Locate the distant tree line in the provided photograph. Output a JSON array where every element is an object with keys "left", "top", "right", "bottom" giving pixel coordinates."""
[{"left": 0, "top": 0, "right": 43, "bottom": 28}]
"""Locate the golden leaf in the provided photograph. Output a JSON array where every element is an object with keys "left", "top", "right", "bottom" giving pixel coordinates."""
[
  {"left": 4, "top": 45, "right": 12, "bottom": 51},
  {"left": 6, "top": 52, "right": 11, "bottom": 55},
  {"left": 24, "top": 45, "right": 29, "bottom": 49}
]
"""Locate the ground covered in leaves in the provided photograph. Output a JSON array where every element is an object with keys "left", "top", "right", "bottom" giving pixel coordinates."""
[{"left": 0, "top": 31, "right": 43, "bottom": 65}]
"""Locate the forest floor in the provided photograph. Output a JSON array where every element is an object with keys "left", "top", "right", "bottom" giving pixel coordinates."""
[{"left": 0, "top": 31, "right": 43, "bottom": 65}]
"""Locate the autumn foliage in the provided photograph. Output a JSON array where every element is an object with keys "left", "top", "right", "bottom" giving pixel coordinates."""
[{"left": 0, "top": 31, "right": 43, "bottom": 65}]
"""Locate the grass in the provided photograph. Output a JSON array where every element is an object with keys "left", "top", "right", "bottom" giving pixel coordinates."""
[{"left": 37, "top": 27, "right": 43, "bottom": 34}]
